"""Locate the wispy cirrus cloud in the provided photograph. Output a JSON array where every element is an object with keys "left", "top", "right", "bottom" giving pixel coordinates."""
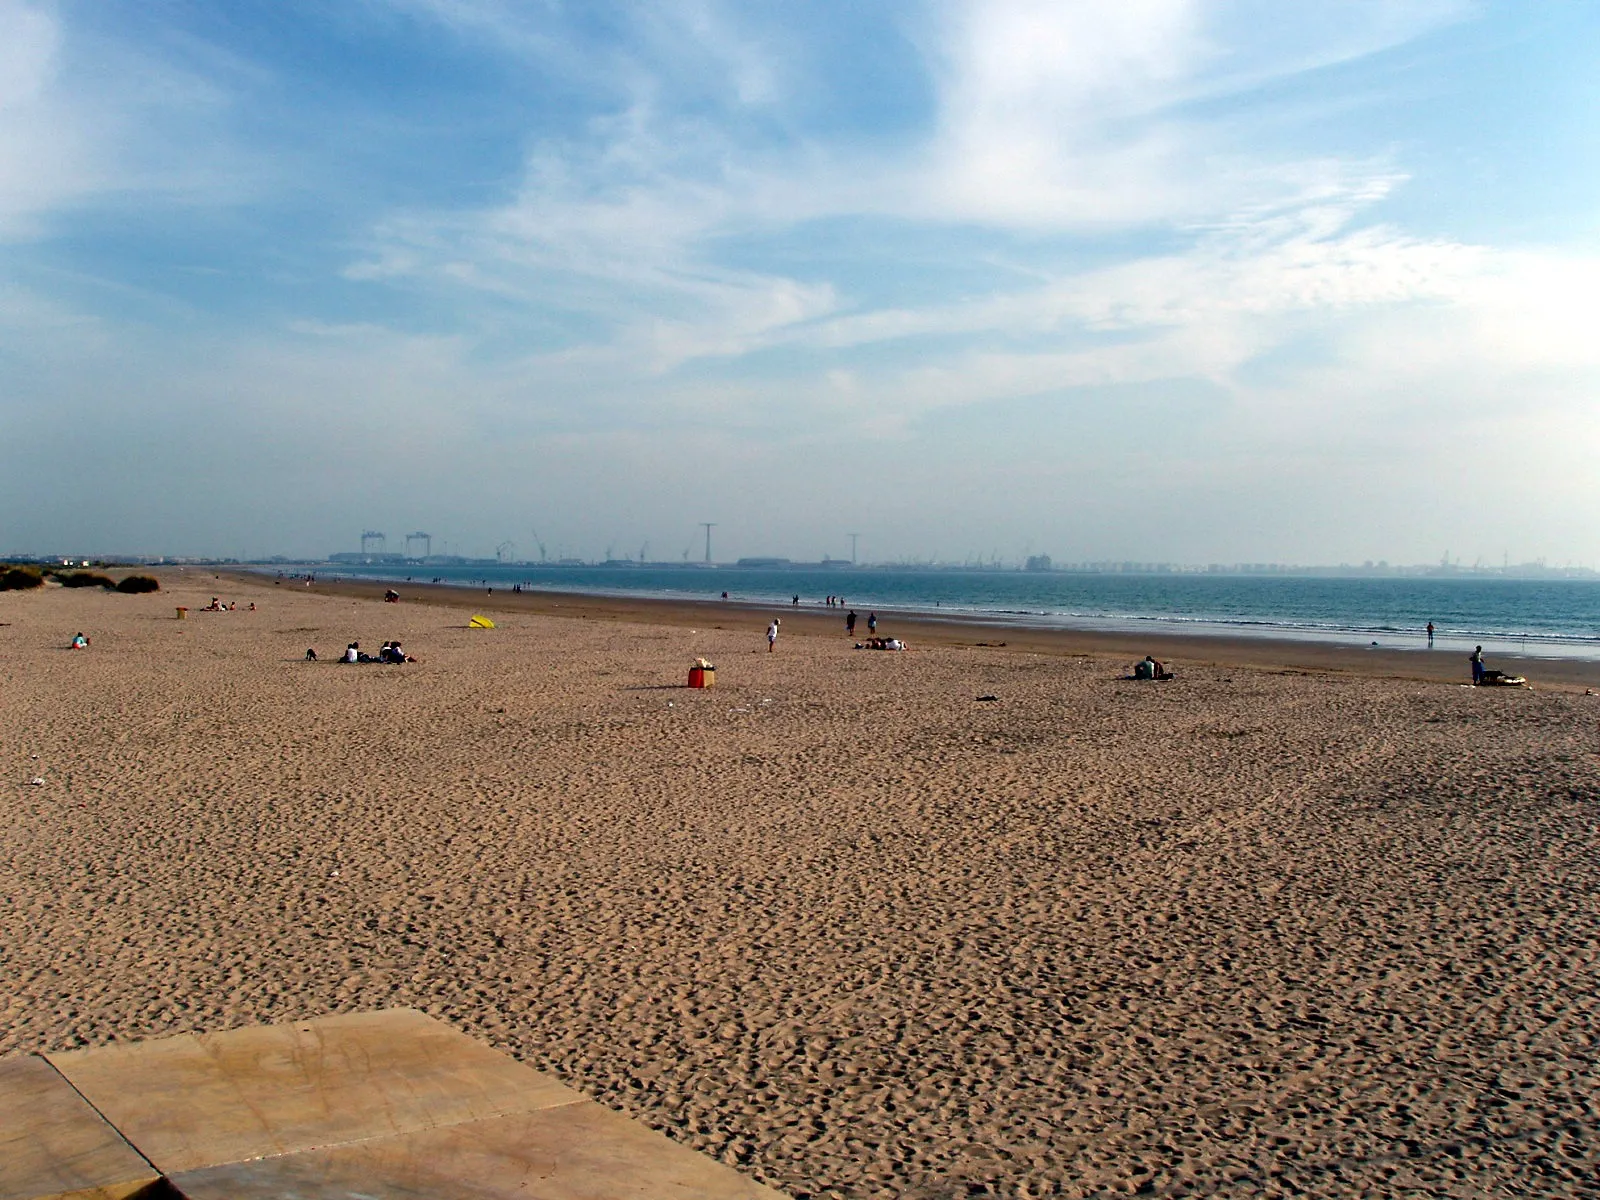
[
  {"left": 0, "top": 0, "right": 99, "bottom": 239},
  {"left": 0, "top": 0, "right": 276, "bottom": 242},
  {"left": 340, "top": 0, "right": 1474, "bottom": 357}
]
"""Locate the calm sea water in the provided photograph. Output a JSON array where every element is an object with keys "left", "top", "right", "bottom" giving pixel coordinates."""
[{"left": 293, "top": 564, "right": 1600, "bottom": 660}]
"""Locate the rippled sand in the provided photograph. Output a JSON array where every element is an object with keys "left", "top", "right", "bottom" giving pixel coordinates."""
[{"left": 5, "top": 572, "right": 1600, "bottom": 1197}]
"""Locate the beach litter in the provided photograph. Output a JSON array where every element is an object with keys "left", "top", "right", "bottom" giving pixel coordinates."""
[
  {"left": 29, "top": 776, "right": 45, "bottom": 786},
  {"left": 976, "top": 694, "right": 999, "bottom": 702}
]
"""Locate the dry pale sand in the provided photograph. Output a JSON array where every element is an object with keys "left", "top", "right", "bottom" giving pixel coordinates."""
[{"left": 5, "top": 571, "right": 1600, "bottom": 1198}]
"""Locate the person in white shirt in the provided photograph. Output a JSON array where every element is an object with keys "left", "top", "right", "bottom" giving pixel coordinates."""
[{"left": 767, "top": 619, "right": 780, "bottom": 652}]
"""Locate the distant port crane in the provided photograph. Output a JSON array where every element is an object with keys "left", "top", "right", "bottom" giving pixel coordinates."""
[
  {"left": 361, "top": 530, "right": 386, "bottom": 556},
  {"left": 405, "top": 531, "right": 431, "bottom": 558}
]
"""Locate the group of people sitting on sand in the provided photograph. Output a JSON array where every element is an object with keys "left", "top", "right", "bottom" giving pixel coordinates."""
[
  {"left": 303, "top": 640, "right": 415, "bottom": 664},
  {"left": 353, "top": 640, "right": 412, "bottom": 664},
  {"left": 1131, "top": 655, "right": 1174, "bottom": 681},
  {"left": 202, "top": 597, "right": 255, "bottom": 612},
  {"left": 854, "top": 637, "right": 906, "bottom": 651}
]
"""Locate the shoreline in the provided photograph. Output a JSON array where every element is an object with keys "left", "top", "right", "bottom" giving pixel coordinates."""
[
  {"left": 239, "top": 566, "right": 1600, "bottom": 662},
  {"left": 223, "top": 569, "right": 1600, "bottom": 690}
]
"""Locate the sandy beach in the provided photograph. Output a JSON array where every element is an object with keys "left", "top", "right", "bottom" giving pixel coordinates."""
[{"left": 5, "top": 569, "right": 1600, "bottom": 1197}]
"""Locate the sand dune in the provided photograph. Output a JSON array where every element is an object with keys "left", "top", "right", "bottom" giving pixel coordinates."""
[{"left": 4, "top": 571, "right": 1599, "bottom": 1197}]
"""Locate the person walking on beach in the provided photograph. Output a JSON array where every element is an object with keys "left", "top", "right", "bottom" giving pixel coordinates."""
[
  {"left": 868, "top": 612, "right": 877, "bottom": 635},
  {"left": 846, "top": 610, "right": 857, "bottom": 636},
  {"left": 1470, "top": 645, "right": 1484, "bottom": 684},
  {"left": 767, "top": 619, "right": 780, "bottom": 652},
  {"left": 1427, "top": 621, "right": 1435, "bottom": 647}
]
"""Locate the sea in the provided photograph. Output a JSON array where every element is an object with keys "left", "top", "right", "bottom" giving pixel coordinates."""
[{"left": 279, "top": 563, "right": 1600, "bottom": 661}]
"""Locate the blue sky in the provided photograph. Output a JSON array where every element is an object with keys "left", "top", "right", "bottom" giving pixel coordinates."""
[{"left": 3, "top": 0, "right": 1598, "bottom": 564}]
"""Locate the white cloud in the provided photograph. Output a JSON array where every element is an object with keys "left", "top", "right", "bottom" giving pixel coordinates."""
[
  {"left": 900, "top": 0, "right": 1472, "bottom": 229},
  {"left": 342, "top": 0, "right": 1476, "bottom": 369},
  {"left": 384, "top": 0, "right": 787, "bottom": 111},
  {"left": 0, "top": 0, "right": 57, "bottom": 108},
  {"left": 921, "top": 0, "right": 1208, "bottom": 227},
  {"left": 0, "top": 0, "right": 98, "bottom": 238},
  {"left": 0, "top": 1, "right": 266, "bottom": 240}
]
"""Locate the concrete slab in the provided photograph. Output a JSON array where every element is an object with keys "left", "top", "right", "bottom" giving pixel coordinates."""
[
  {"left": 0, "top": 1055, "right": 161, "bottom": 1200},
  {"left": 169, "top": 1101, "right": 786, "bottom": 1200},
  {"left": 46, "top": 1010, "right": 581, "bottom": 1175}
]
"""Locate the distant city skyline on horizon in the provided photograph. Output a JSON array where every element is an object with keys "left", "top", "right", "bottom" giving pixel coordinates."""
[
  {"left": 11, "top": 544, "right": 1600, "bottom": 581},
  {"left": 4, "top": 3, "right": 1598, "bottom": 566}
]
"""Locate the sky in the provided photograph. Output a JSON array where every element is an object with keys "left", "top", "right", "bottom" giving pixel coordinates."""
[{"left": 2, "top": 0, "right": 1598, "bottom": 566}]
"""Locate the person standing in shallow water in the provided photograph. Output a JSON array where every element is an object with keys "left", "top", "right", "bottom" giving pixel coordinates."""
[{"left": 1427, "top": 621, "right": 1435, "bottom": 647}]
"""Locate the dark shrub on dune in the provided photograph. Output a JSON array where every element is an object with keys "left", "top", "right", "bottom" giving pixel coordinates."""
[
  {"left": 0, "top": 567, "right": 44, "bottom": 591},
  {"left": 60, "top": 572, "right": 117, "bottom": 588},
  {"left": 116, "top": 575, "right": 161, "bottom": 593}
]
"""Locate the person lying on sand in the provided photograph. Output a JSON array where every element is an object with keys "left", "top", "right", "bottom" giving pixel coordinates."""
[{"left": 1478, "top": 668, "right": 1529, "bottom": 688}]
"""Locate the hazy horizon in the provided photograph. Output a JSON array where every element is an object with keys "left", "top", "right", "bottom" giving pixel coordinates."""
[
  {"left": 4, "top": 2, "right": 1598, "bottom": 566},
  {"left": 14, "top": 549, "right": 1600, "bottom": 578}
]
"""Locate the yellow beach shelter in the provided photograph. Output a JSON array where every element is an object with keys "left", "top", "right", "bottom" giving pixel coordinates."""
[{"left": 468, "top": 615, "right": 495, "bottom": 629}]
